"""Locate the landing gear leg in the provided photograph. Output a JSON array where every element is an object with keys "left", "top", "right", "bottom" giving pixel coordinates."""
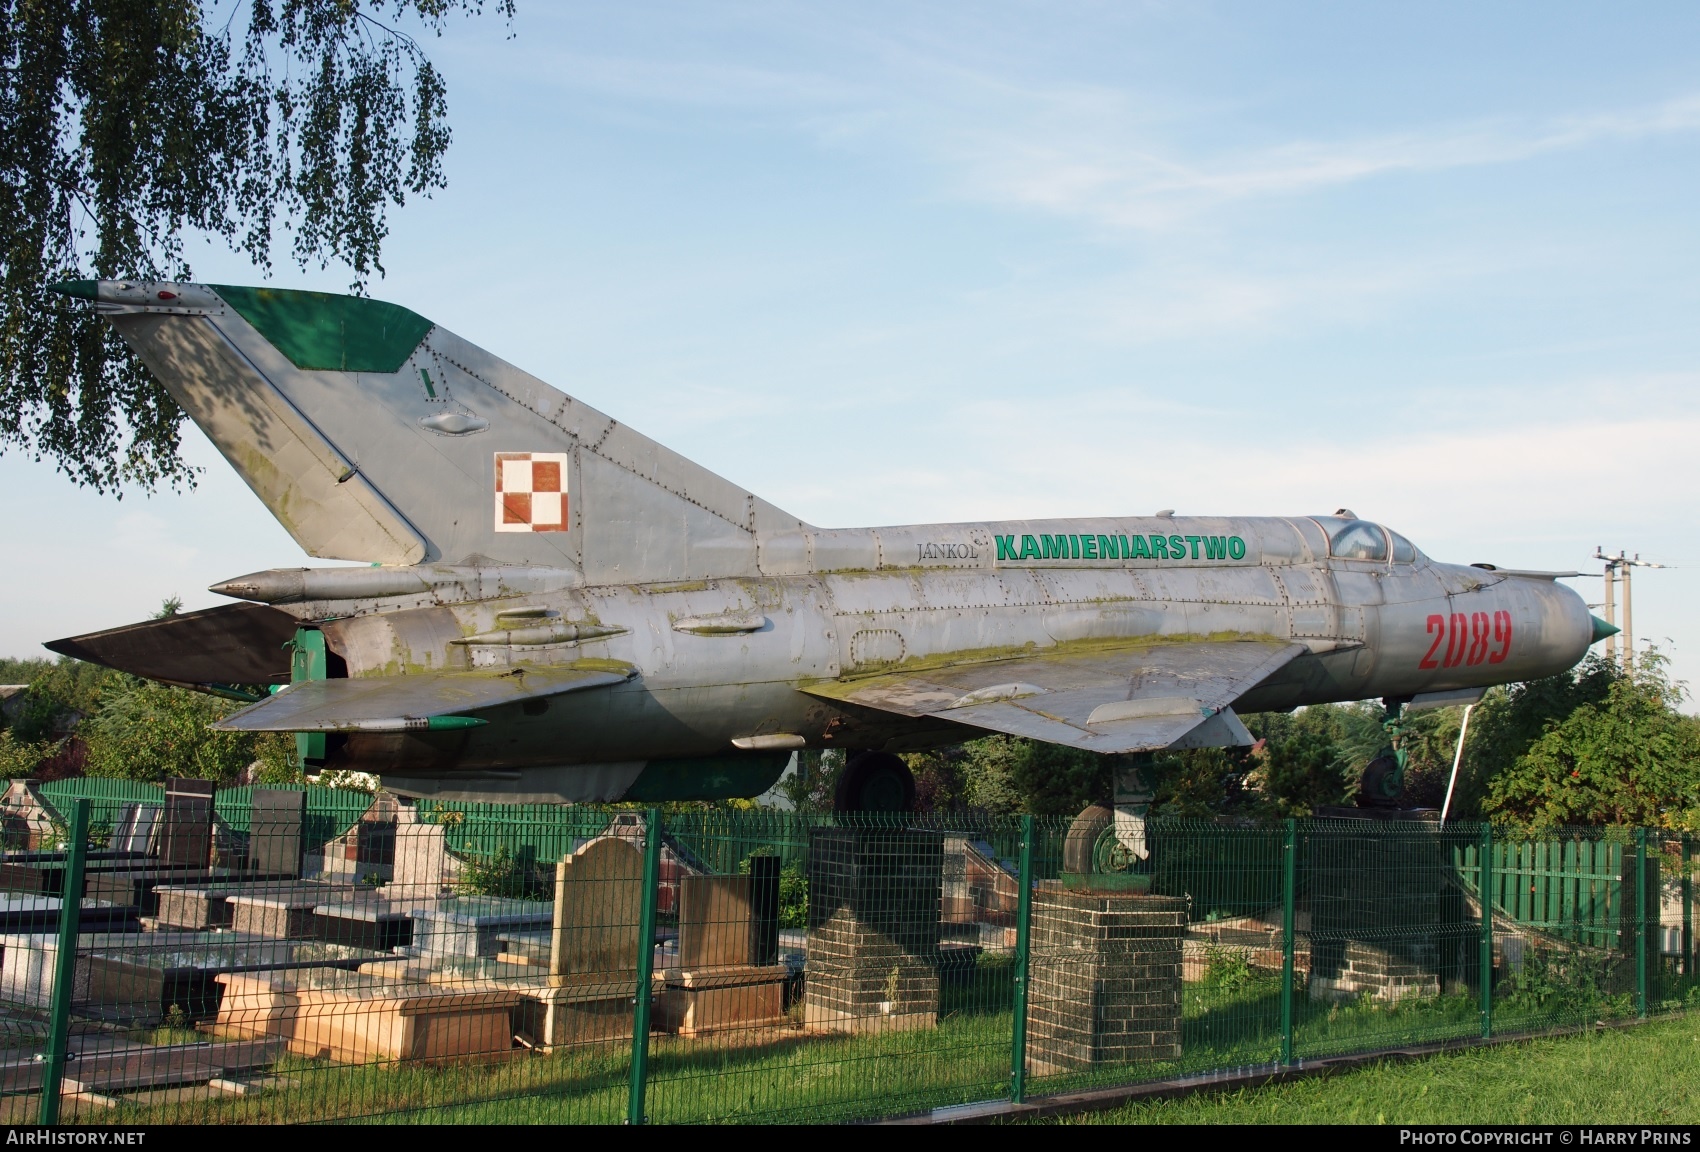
[
  {"left": 1112, "top": 753, "right": 1156, "bottom": 864},
  {"left": 1358, "top": 699, "right": 1409, "bottom": 808}
]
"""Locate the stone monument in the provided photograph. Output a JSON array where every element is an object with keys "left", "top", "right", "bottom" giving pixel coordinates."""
[
  {"left": 514, "top": 836, "right": 646, "bottom": 1048},
  {"left": 657, "top": 863, "right": 788, "bottom": 1037},
  {"left": 159, "top": 778, "right": 215, "bottom": 869},
  {"left": 249, "top": 788, "right": 307, "bottom": 878},
  {"left": 804, "top": 825, "right": 943, "bottom": 1033},
  {"left": 1307, "top": 808, "right": 1463, "bottom": 1003}
]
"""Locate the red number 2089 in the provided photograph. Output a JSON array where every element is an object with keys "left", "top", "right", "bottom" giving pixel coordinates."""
[{"left": 1419, "top": 610, "right": 1511, "bottom": 670}]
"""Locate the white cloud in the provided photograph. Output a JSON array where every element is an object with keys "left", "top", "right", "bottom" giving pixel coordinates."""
[{"left": 946, "top": 93, "right": 1700, "bottom": 231}]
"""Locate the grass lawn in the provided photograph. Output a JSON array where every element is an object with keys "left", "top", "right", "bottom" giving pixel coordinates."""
[
  {"left": 1050, "top": 1014, "right": 1700, "bottom": 1125},
  {"left": 61, "top": 952, "right": 1684, "bottom": 1125}
]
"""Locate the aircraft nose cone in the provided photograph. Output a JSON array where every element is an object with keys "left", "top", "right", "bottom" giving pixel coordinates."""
[{"left": 1590, "top": 615, "right": 1620, "bottom": 645}]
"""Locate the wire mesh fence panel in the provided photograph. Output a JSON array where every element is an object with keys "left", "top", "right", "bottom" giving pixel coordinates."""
[
  {"left": 1458, "top": 825, "right": 1649, "bottom": 1036},
  {"left": 0, "top": 790, "right": 649, "bottom": 1124},
  {"left": 640, "top": 811, "right": 1016, "bottom": 1124},
  {"left": 1290, "top": 817, "right": 1486, "bottom": 1062},
  {"left": 4, "top": 771, "right": 1700, "bottom": 1126},
  {"left": 1017, "top": 816, "right": 1284, "bottom": 1099}
]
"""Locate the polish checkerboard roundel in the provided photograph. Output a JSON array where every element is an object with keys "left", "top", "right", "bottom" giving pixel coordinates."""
[{"left": 495, "top": 452, "right": 569, "bottom": 532}]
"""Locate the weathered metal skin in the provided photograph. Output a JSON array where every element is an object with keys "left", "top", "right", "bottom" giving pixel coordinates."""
[
  {"left": 281, "top": 514, "right": 1592, "bottom": 781},
  {"left": 48, "top": 279, "right": 1601, "bottom": 803}
]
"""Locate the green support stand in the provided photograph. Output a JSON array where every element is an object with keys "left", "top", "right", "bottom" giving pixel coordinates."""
[
  {"left": 290, "top": 628, "right": 328, "bottom": 769},
  {"left": 39, "top": 799, "right": 90, "bottom": 1127},
  {"left": 1010, "top": 813, "right": 1035, "bottom": 1103},
  {"left": 1280, "top": 818, "right": 1296, "bottom": 1065},
  {"left": 1479, "top": 823, "right": 1494, "bottom": 1039},
  {"left": 626, "top": 808, "right": 664, "bottom": 1125}
]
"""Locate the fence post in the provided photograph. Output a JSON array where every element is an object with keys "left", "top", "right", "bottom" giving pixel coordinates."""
[
  {"left": 1010, "top": 813, "right": 1035, "bottom": 1104},
  {"left": 1280, "top": 818, "right": 1296, "bottom": 1066},
  {"left": 1635, "top": 827, "right": 1649, "bottom": 1018},
  {"left": 1478, "top": 823, "right": 1493, "bottom": 1040},
  {"left": 39, "top": 798, "right": 90, "bottom": 1127},
  {"left": 626, "top": 807, "right": 664, "bottom": 1125},
  {"left": 1682, "top": 835, "right": 1692, "bottom": 980}
]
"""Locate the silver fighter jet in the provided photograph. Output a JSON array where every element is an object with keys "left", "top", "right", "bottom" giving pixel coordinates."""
[{"left": 46, "top": 280, "right": 1616, "bottom": 825}]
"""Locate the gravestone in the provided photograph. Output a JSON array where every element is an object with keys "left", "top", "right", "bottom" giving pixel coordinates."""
[
  {"left": 1025, "top": 885, "right": 1186, "bottom": 1075},
  {"left": 214, "top": 969, "right": 520, "bottom": 1063},
  {"left": 411, "top": 897, "right": 554, "bottom": 959},
  {"left": 513, "top": 837, "right": 646, "bottom": 1049},
  {"left": 249, "top": 788, "right": 306, "bottom": 878},
  {"left": 229, "top": 892, "right": 321, "bottom": 939},
  {"left": 749, "top": 855, "right": 781, "bottom": 966},
  {"left": 658, "top": 870, "right": 788, "bottom": 1037},
  {"left": 159, "top": 778, "right": 215, "bottom": 869},
  {"left": 310, "top": 896, "right": 415, "bottom": 951},
  {"left": 804, "top": 826, "right": 943, "bottom": 1033},
  {"left": 109, "top": 804, "right": 160, "bottom": 855},
  {"left": 389, "top": 801, "right": 454, "bottom": 897}
]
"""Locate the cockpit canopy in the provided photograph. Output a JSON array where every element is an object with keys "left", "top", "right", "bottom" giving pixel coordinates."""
[{"left": 1311, "top": 516, "right": 1419, "bottom": 564}]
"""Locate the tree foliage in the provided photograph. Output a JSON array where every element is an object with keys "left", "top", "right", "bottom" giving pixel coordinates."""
[
  {"left": 1447, "top": 654, "right": 1623, "bottom": 819},
  {"left": 79, "top": 676, "right": 295, "bottom": 784},
  {"left": 1484, "top": 652, "right": 1700, "bottom": 833},
  {"left": 2, "top": 653, "right": 294, "bottom": 785},
  {"left": 0, "top": 0, "right": 511, "bottom": 490}
]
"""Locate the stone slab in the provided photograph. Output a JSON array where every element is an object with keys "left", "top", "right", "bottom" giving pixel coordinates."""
[
  {"left": 411, "top": 897, "right": 555, "bottom": 959},
  {"left": 215, "top": 969, "right": 520, "bottom": 1064},
  {"left": 514, "top": 980, "right": 636, "bottom": 1050},
  {"left": 657, "top": 963, "right": 788, "bottom": 1037},
  {"left": 248, "top": 789, "right": 306, "bottom": 879}
]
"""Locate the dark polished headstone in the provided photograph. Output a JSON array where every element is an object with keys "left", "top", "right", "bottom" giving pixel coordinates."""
[
  {"left": 160, "top": 778, "right": 215, "bottom": 869},
  {"left": 250, "top": 788, "right": 306, "bottom": 878},
  {"left": 749, "top": 854, "right": 781, "bottom": 967}
]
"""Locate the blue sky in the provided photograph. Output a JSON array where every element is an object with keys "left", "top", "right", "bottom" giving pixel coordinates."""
[{"left": 4, "top": 2, "right": 1698, "bottom": 694}]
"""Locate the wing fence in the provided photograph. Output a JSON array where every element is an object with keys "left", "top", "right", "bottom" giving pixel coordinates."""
[{"left": 0, "top": 781, "right": 1689, "bottom": 1124}]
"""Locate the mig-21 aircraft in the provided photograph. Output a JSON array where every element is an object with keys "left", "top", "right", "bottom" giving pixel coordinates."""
[{"left": 44, "top": 280, "right": 1616, "bottom": 856}]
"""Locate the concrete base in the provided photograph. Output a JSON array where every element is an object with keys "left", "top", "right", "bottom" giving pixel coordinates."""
[
  {"left": 214, "top": 970, "right": 519, "bottom": 1064},
  {"left": 1308, "top": 941, "right": 1441, "bottom": 1004},
  {"left": 515, "top": 979, "right": 637, "bottom": 1049},
  {"left": 801, "top": 998, "right": 936, "bottom": 1035},
  {"left": 658, "top": 964, "right": 788, "bottom": 1037}
]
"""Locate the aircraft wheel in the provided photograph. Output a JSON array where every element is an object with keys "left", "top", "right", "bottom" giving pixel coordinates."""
[
  {"left": 1063, "top": 804, "right": 1113, "bottom": 874},
  {"left": 834, "top": 751, "right": 916, "bottom": 813},
  {"left": 1357, "top": 755, "right": 1403, "bottom": 807}
]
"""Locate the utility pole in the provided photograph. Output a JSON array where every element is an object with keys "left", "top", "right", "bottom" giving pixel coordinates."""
[
  {"left": 1601, "top": 555, "right": 1617, "bottom": 665},
  {"left": 1593, "top": 548, "right": 1665, "bottom": 671}
]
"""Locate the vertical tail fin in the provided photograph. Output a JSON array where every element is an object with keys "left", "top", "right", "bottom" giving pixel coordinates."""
[{"left": 66, "top": 280, "right": 806, "bottom": 581}]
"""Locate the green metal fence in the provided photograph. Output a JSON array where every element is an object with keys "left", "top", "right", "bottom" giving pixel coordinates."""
[{"left": 0, "top": 796, "right": 1691, "bottom": 1125}]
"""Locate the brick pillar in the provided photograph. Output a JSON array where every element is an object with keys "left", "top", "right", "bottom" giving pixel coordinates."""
[
  {"left": 1026, "top": 886, "right": 1185, "bottom": 1075},
  {"left": 1307, "top": 809, "right": 1449, "bottom": 1003},
  {"left": 803, "top": 825, "right": 942, "bottom": 1033}
]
